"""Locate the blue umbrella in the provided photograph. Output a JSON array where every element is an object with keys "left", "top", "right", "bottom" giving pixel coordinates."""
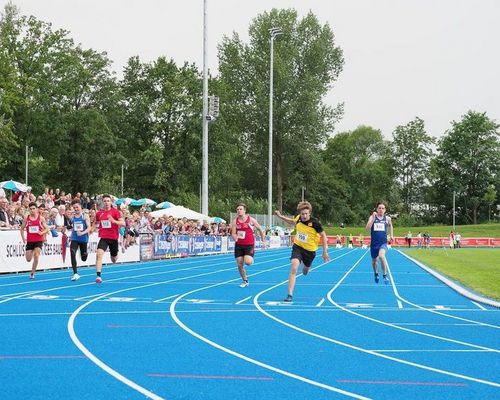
[
  {"left": 0, "top": 180, "right": 30, "bottom": 192},
  {"left": 156, "top": 201, "right": 175, "bottom": 209},
  {"left": 116, "top": 197, "right": 136, "bottom": 206},
  {"left": 211, "top": 216, "right": 226, "bottom": 223},
  {"left": 130, "top": 198, "right": 157, "bottom": 207}
]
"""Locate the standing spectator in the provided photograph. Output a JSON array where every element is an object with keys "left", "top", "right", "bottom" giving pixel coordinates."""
[
  {"left": 449, "top": 231, "right": 455, "bottom": 249},
  {"left": 347, "top": 233, "right": 353, "bottom": 248},
  {"left": 0, "top": 197, "right": 11, "bottom": 228},
  {"left": 93, "top": 194, "right": 124, "bottom": 283},
  {"left": 81, "top": 192, "right": 90, "bottom": 209},
  {"left": 417, "top": 232, "right": 422, "bottom": 249},
  {"left": 406, "top": 231, "right": 412, "bottom": 248},
  {"left": 424, "top": 232, "right": 431, "bottom": 249},
  {"left": 455, "top": 232, "right": 461, "bottom": 248},
  {"left": 20, "top": 202, "right": 49, "bottom": 279}
]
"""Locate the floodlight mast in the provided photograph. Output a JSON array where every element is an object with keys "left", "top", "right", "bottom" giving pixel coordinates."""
[{"left": 267, "top": 27, "right": 282, "bottom": 227}]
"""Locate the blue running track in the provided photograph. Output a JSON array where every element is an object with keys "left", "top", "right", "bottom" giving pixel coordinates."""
[{"left": 0, "top": 247, "right": 498, "bottom": 399}]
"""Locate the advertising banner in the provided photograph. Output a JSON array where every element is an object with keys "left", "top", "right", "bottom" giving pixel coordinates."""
[{"left": 0, "top": 230, "right": 140, "bottom": 274}]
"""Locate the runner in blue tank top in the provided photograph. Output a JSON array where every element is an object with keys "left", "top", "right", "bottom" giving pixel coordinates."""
[
  {"left": 69, "top": 199, "right": 91, "bottom": 281},
  {"left": 366, "top": 201, "right": 394, "bottom": 284}
]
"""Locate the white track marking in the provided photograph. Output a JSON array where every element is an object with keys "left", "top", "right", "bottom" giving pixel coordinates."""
[
  {"left": 386, "top": 257, "right": 500, "bottom": 329},
  {"left": 254, "top": 287, "right": 500, "bottom": 387},
  {"left": 235, "top": 296, "right": 252, "bottom": 305},
  {"left": 66, "top": 252, "right": 295, "bottom": 399},
  {"left": 170, "top": 250, "right": 371, "bottom": 400},
  {"left": 0, "top": 251, "right": 287, "bottom": 305},
  {"left": 316, "top": 298, "right": 325, "bottom": 307},
  {"left": 326, "top": 252, "right": 500, "bottom": 353},
  {"left": 471, "top": 301, "right": 487, "bottom": 311},
  {"left": 153, "top": 294, "right": 180, "bottom": 303},
  {"left": 397, "top": 300, "right": 403, "bottom": 309}
]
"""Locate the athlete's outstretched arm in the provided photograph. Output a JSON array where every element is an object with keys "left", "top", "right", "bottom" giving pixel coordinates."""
[{"left": 274, "top": 210, "right": 295, "bottom": 225}]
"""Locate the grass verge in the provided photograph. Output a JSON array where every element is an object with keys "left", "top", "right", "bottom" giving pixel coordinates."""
[{"left": 402, "top": 248, "right": 500, "bottom": 301}]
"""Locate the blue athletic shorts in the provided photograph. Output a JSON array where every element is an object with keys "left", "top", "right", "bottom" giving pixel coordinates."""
[{"left": 370, "top": 243, "right": 388, "bottom": 259}]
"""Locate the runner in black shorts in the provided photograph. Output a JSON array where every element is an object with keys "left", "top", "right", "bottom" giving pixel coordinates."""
[
  {"left": 231, "top": 203, "right": 266, "bottom": 288},
  {"left": 275, "top": 201, "right": 330, "bottom": 303}
]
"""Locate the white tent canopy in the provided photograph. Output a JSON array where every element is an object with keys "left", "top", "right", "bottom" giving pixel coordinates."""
[{"left": 149, "top": 205, "right": 210, "bottom": 221}]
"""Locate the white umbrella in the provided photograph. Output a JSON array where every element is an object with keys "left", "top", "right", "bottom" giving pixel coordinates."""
[{"left": 150, "top": 205, "right": 210, "bottom": 221}]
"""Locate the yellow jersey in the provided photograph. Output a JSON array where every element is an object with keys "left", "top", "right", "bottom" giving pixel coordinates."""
[{"left": 293, "top": 215, "right": 324, "bottom": 252}]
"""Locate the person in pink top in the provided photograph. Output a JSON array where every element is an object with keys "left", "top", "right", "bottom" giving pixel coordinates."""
[
  {"left": 93, "top": 194, "right": 124, "bottom": 283},
  {"left": 20, "top": 202, "right": 49, "bottom": 279},
  {"left": 231, "top": 203, "right": 266, "bottom": 288}
]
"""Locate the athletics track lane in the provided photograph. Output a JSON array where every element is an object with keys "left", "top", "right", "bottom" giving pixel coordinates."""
[{"left": 0, "top": 247, "right": 498, "bottom": 399}]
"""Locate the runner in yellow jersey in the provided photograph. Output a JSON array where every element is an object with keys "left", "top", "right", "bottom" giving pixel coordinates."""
[{"left": 275, "top": 201, "right": 330, "bottom": 303}]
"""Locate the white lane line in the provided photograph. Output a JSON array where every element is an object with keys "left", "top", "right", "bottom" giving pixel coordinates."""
[
  {"left": 395, "top": 250, "right": 500, "bottom": 327},
  {"left": 153, "top": 294, "right": 179, "bottom": 303},
  {"left": 170, "top": 249, "right": 370, "bottom": 400},
  {"left": 68, "top": 260, "right": 267, "bottom": 400},
  {"left": 316, "top": 298, "right": 325, "bottom": 307},
  {"left": 65, "top": 250, "right": 296, "bottom": 399},
  {"left": 471, "top": 301, "right": 487, "bottom": 311},
  {"left": 397, "top": 300, "right": 403, "bottom": 309},
  {"left": 1, "top": 251, "right": 280, "bottom": 305},
  {"left": 235, "top": 296, "right": 252, "bottom": 305},
  {"left": 327, "top": 255, "right": 499, "bottom": 353},
  {"left": 372, "top": 349, "right": 495, "bottom": 353},
  {"left": 254, "top": 279, "right": 500, "bottom": 387}
]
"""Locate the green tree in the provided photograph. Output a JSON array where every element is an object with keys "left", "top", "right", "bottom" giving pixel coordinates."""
[
  {"left": 432, "top": 111, "right": 499, "bottom": 224},
  {"left": 218, "top": 8, "right": 344, "bottom": 211},
  {"left": 323, "top": 126, "right": 396, "bottom": 224},
  {"left": 392, "top": 117, "right": 434, "bottom": 213},
  {"left": 119, "top": 56, "right": 203, "bottom": 201},
  {"left": 483, "top": 184, "right": 497, "bottom": 223}
]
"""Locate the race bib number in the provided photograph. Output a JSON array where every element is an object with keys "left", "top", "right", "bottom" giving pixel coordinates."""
[
  {"left": 74, "top": 222, "right": 84, "bottom": 232},
  {"left": 28, "top": 226, "right": 39, "bottom": 234},
  {"left": 297, "top": 233, "right": 308, "bottom": 242},
  {"left": 373, "top": 223, "right": 385, "bottom": 232},
  {"left": 101, "top": 220, "right": 112, "bottom": 229},
  {"left": 237, "top": 231, "right": 246, "bottom": 239}
]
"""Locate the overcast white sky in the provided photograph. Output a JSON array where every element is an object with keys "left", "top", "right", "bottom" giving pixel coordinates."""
[{"left": 6, "top": 0, "right": 500, "bottom": 139}]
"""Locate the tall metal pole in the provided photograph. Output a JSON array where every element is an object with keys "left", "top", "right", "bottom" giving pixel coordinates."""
[
  {"left": 201, "top": 0, "right": 209, "bottom": 216},
  {"left": 121, "top": 164, "right": 124, "bottom": 196},
  {"left": 25, "top": 145, "right": 28, "bottom": 185},
  {"left": 267, "top": 35, "right": 274, "bottom": 227},
  {"left": 452, "top": 191, "right": 456, "bottom": 230},
  {"left": 301, "top": 186, "right": 305, "bottom": 202},
  {"left": 267, "top": 28, "right": 281, "bottom": 227}
]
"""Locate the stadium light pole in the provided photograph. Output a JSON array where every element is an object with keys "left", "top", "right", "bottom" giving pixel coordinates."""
[
  {"left": 201, "top": 0, "right": 209, "bottom": 216},
  {"left": 268, "top": 27, "right": 282, "bottom": 227}
]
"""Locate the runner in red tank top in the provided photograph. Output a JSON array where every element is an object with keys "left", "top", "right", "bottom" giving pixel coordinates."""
[
  {"left": 92, "top": 194, "right": 124, "bottom": 284},
  {"left": 231, "top": 203, "right": 266, "bottom": 288},
  {"left": 20, "top": 202, "right": 49, "bottom": 279}
]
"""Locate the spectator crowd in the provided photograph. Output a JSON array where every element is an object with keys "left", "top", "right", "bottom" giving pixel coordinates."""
[{"left": 0, "top": 188, "right": 233, "bottom": 249}]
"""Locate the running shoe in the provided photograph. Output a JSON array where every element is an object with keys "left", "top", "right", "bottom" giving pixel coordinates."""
[
  {"left": 71, "top": 273, "right": 80, "bottom": 281},
  {"left": 95, "top": 276, "right": 103, "bottom": 284},
  {"left": 283, "top": 294, "right": 293, "bottom": 303},
  {"left": 239, "top": 280, "right": 249, "bottom": 288},
  {"left": 29, "top": 273, "right": 35, "bottom": 280},
  {"left": 374, "top": 273, "right": 379, "bottom": 284},
  {"left": 383, "top": 275, "right": 389, "bottom": 285}
]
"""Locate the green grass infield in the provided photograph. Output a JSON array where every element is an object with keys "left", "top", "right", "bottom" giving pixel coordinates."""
[{"left": 402, "top": 248, "right": 500, "bottom": 301}]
